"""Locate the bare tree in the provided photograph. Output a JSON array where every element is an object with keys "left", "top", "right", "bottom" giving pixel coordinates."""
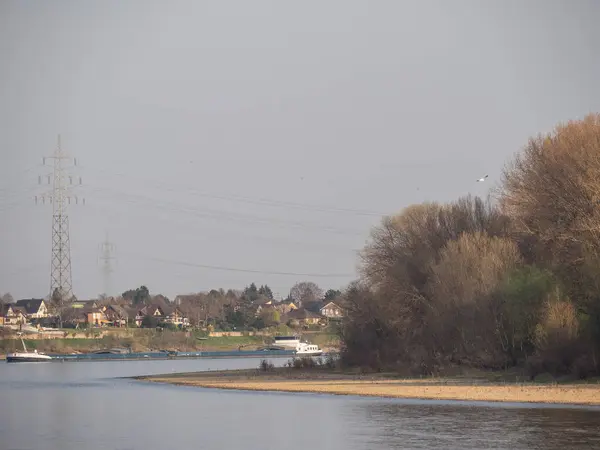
[
  {"left": 289, "top": 282, "right": 323, "bottom": 307},
  {"left": 427, "top": 232, "right": 522, "bottom": 367},
  {"left": 341, "top": 195, "right": 511, "bottom": 373},
  {"left": 500, "top": 114, "right": 600, "bottom": 258}
]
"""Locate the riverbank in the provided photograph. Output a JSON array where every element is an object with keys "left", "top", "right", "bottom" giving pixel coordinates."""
[
  {"left": 136, "top": 368, "right": 600, "bottom": 406},
  {"left": 0, "top": 331, "right": 340, "bottom": 357}
]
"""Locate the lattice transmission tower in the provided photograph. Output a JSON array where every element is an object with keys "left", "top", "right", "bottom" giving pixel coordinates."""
[
  {"left": 98, "top": 232, "right": 116, "bottom": 298},
  {"left": 36, "top": 135, "right": 84, "bottom": 304}
]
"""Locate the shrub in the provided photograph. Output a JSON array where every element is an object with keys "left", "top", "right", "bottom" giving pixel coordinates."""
[{"left": 258, "top": 359, "right": 275, "bottom": 372}]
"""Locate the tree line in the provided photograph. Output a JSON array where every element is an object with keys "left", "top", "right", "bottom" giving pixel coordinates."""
[
  {"left": 109, "top": 281, "right": 341, "bottom": 331},
  {"left": 339, "top": 114, "right": 600, "bottom": 379}
]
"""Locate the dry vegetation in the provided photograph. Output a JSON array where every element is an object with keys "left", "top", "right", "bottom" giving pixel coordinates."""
[{"left": 339, "top": 114, "right": 600, "bottom": 380}]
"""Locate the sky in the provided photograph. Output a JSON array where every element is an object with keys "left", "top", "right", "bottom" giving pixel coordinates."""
[{"left": 1, "top": 0, "right": 600, "bottom": 301}]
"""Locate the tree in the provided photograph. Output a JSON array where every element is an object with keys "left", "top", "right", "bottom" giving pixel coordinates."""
[
  {"left": 49, "top": 288, "right": 73, "bottom": 328},
  {"left": 289, "top": 282, "right": 323, "bottom": 307},
  {"left": 493, "top": 265, "right": 556, "bottom": 364},
  {"left": 242, "top": 283, "right": 259, "bottom": 302},
  {"left": 141, "top": 315, "right": 158, "bottom": 328},
  {"left": 361, "top": 196, "right": 509, "bottom": 297},
  {"left": 337, "top": 114, "right": 600, "bottom": 378},
  {"left": 258, "top": 285, "right": 274, "bottom": 300},
  {"left": 427, "top": 232, "right": 523, "bottom": 367},
  {"left": 342, "top": 195, "right": 511, "bottom": 373},
  {"left": 500, "top": 113, "right": 600, "bottom": 360},
  {"left": 324, "top": 289, "right": 342, "bottom": 302},
  {"left": 224, "top": 307, "right": 250, "bottom": 329},
  {"left": 51, "top": 288, "right": 62, "bottom": 305},
  {"left": 1, "top": 293, "right": 13, "bottom": 304},
  {"left": 122, "top": 286, "right": 150, "bottom": 305},
  {"left": 532, "top": 291, "right": 583, "bottom": 377}
]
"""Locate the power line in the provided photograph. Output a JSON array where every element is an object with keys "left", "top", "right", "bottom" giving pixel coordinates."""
[
  {"left": 81, "top": 165, "right": 387, "bottom": 217},
  {"left": 123, "top": 253, "right": 355, "bottom": 278},
  {"left": 84, "top": 185, "right": 368, "bottom": 236},
  {"left": 95, "top": 212, "right": 361, "bottom": 254}
]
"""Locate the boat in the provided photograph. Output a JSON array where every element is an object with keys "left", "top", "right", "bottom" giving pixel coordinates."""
[
  {"left": 273, "top": 335, "right": 301, "bottom": 348},
  {"left": 294, "top": 342, "right": 323, "bottom": 356},
  {"left": 91, "top": 348, "right": 131, "bottom": 355},
  {"left": 6, "top": 337, "right": 53, "bottom": 363}
]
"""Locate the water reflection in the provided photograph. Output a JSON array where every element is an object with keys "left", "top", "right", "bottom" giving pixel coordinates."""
[
  {"left": 356, "top": 401, "right": 600, "bottom": 449},
  {"left": 1, "top": 359, "right": 599, "bottom": 450}
]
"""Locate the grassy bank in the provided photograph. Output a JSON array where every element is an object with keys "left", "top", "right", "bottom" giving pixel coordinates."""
[
  {"left": 0, "top": 331, "right": 338, "bottom": 355},
  {"left": 136, "top": 365, "right": 600, "bottom": 406}
]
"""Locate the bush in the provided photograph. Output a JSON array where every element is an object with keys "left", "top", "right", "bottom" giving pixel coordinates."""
[
  {"left": 258, "top": 359, "right": 275, "bottom": 372},
  {"left": 284, "top": 355, "right": 340, "bottom": 370},
  {"left": 526, "top": 294, "right": 591, "bottom": 378}
]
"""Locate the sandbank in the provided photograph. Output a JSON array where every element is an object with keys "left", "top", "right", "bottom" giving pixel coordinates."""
[{"left": 136, "top": 369, "right": 600, "bottom": 406}]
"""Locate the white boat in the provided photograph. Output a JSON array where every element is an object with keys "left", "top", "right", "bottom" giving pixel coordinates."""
[
  {"left": 295, "top": 342, "right": 323, "bottom": 356},
  {"left": 6, "top": 337, "right": 52, "bottom": 363},
  {"left": 273, "top": 335, "right": 301, "bottom": 348}
]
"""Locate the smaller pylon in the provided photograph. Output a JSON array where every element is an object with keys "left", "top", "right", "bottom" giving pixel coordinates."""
[{"left": 98, "top": 232, "right": 116, "bottom": 298}]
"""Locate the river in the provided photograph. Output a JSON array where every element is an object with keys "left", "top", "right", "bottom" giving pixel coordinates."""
[{"left": 1, "top": 357, "right": 600, "bottom": 450}]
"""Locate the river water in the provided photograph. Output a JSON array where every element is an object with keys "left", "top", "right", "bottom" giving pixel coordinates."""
[{"left": 1, "top": 357, "right": 600, "bottom": 450}]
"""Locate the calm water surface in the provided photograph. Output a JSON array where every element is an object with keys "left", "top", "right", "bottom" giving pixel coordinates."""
[{"left": 1, "top": 357, "right": 600, "bottom": 450}]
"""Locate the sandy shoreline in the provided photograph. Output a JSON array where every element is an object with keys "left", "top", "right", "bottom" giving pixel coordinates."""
[{"left": 136, "top": 369, "right": 600, "bottom": 406}]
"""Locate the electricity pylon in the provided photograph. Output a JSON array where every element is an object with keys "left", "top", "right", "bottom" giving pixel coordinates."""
[
  {"left": 98, "top": 232, "right": 116, "bottom": 298},
  {"left": 36, "top": 135, "right": 83, "bottom": 305}
]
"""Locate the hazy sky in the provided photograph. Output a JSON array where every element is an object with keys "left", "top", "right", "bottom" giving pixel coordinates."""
[{"left": 2, "top": 0, "right": 599, "bottom": 301}]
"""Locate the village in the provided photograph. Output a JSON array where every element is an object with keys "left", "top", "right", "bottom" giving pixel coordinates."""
[{"left": 0, "top": 282, "right": 346, "bottom": 337}]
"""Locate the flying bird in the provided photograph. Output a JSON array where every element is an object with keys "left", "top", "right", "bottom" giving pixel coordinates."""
[{"left": 476, "top": 174, "right": 488, "bottom": 182}]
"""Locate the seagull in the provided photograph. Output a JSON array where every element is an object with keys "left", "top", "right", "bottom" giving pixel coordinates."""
[{"left": 476, "top": 174, "right": 488, "bottom": 182}]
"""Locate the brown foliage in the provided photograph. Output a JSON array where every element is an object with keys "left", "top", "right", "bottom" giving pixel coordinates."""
[
  {"left": 500, "top": 113, "right": 600, "bottom": 265},
  {"left": 499, "top": 113, "right": 600, "bottom": 353},
  {"left": 340, "top": 114, "right": 600, "bottom": 378},
  {"left": 534, "top": 294, "right": 580, "bottom": 351},
  {"left": 342, "top": 196, "right": 510, "bottom": 373},
  {"left": 525, "top": 293, "right": 589, "bottom": 378},
  {"left": 177, "top": 291, "right": 237, "bottom": 326},
  {"left": 361, "top": 196, "right": 510, "bottom": 296},
  {"left": 427, "top": 233, "right": 522, "bottom": 367},
  {"left": 289, "top": 282, "right": 323, "bottom": 306}
]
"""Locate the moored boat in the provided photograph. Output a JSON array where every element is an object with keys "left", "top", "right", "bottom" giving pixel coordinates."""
[
  {"left": 273, "top": 335, "right": 301, "bottom": 348},
  {"left": 294, "top": 342, "right": 323, "bottom": 356},
  {"left": 6, "top": 337, "right": 53, "bottom": 363}
]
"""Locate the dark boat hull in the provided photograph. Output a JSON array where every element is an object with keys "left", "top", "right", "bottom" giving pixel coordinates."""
[
  {"left": 6, "top": 355, "right": 53, "bottom": 363},
  {"left": 50, "top": 349, "right": 298, "bottom": 362}
]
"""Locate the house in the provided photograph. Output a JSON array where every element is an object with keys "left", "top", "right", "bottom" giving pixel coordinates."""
[
  {"left": 1, "top": 304, "right": 27, "bottom": 325},
  {"left": 320, "top": 301, "right": 345, "bottom": 319},
  {"left": 70, "top": 300, "right": 99, "bottom": 310},
  {"left": 15, "top": 299, "right": 49, "bottom": 319},
  {"left": 285, "top": 308, "right": 324, "bottom": 327},
  {"left": 162, "top": 305, "right": 189, "bottom": 327},
  {"left": 254, "top": 297, "right": 273, "bottom": 306},
  {"left": 273, "top": 301, "right": 298, "bottom": 315},
  {"left": 103, "top": 304, "right": 129, "bottom": 327},
  {"left": 61, "top": 308, "right": 88, "bottom": 327},
  {"left": 129, "top": 301, "right": 189, "bottom": 328},
  {"left": 86, "top": 308, "right": 109, "bottom": 327},
  {"left": 127, "top": 306, "right": 148, "bottom": 327},
  {"left": 146, "top": 304, "right": 165, "bottom": 317},
  {"left": 128, "top": 303, "right": 166, "bottom": 327}
]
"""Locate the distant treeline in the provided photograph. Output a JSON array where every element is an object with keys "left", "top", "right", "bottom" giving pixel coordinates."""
[{"left": 339, "top": 114, "right": 600, "bottom": 379}]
